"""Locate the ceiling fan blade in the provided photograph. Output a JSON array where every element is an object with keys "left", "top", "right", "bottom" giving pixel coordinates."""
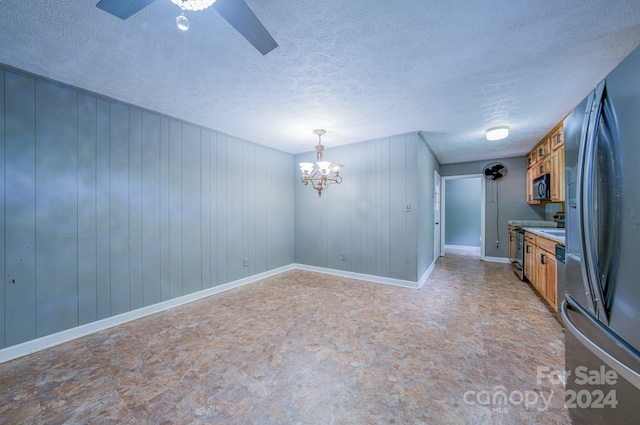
[
  {"left": 213, "top": 0, "right": 278, "bottom": 55},
  {"left": 96, "top": 0, "right": 158, "bottom": 20}
]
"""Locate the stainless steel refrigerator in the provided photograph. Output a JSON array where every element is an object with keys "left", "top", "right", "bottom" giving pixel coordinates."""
[{"left": 560, "top": 44, "right": 640, "bottom": 424}]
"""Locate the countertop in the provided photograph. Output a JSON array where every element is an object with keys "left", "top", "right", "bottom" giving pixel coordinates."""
[
  {"left": 508, "top": 219, "right": 558, "bottom": 227},
  {"left": 523, "top": 227, "right": 565, "bottom": 245}
]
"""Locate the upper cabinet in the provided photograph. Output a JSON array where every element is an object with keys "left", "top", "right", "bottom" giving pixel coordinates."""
[{"left": 526, "top": 121, "right": 565, "bottom": 204}]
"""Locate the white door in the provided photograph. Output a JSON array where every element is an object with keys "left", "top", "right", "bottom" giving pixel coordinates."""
[{"left": 434, "top": 170, "right": 441, "bottom": 259}]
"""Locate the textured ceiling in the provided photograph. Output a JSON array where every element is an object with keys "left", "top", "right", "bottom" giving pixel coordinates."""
[{"left": 2, "top": 0, "right": 640, "bottom": 164}]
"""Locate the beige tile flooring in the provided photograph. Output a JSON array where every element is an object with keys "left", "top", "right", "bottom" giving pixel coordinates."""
[{"left": 0, "top": 257, "right": 570, "bottom": 424}]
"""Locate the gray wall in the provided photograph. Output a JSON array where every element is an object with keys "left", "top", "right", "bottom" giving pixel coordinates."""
[
  {"left": 0, "top": 68, "right": 294, "bottom": 349},
  {"left": 294, "top": 132, "right": 440, "bottom": 282},
  {"left": 417, "top": 137, "right": 440, "bottom": 279},
  {"left": 440, "top": 156, "right": 545, "bottom": 258},
  {"left": 444, "top": 177, "right": 482, "bottom": 247}
]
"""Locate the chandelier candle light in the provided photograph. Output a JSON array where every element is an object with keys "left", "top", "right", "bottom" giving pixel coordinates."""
[{"left": 299, "top": 129, "right": 344, "bottom": 198}]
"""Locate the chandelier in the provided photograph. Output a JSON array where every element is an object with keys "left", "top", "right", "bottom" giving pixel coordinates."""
[
  {"left": 299, "top": 129, "right": 344, "bottom": 198},
  {"left": 171, "top": 0, "right": 217, "bottom": 31}
]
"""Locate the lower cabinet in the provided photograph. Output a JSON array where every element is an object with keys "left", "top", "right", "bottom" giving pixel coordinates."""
[
  {"left": 524, "top": 233, "right": 536, "bottom": 284},
  {"left": 535, "top": 246, "right": 557, "bottom": 309},
  {"left": 524, "top": 231, "right": 558, "bottom": 311}
]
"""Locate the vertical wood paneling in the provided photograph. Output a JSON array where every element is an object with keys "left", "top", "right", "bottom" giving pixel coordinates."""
[
  {"left": 77, "top": 93, "right": 98, "bottom": 325},
  {"left": 365, "top": 140, "right": 377, "bottom": 275},
  {"left": 159, "top": 117, "right": 171, "bottom": 300},
  {"left": 294, "top": 133, "right": 424, "bottom": 282},
  {"left": 35, "top": 81, "right": 79, "bottom": 337},
  {"left": 381, "top": 138, "right": 391, "bottom": 277},
  {"left": 0, "top": 70, "right": 5, "bottom": 348},
  {"left": 109, "top": 102, "right": 130, "bottom": 315},
  {"left": 245, "top": 143, "right": 256, "bottom": 276},
  {"left": 232, "top": 138, "right": 243, "bottom": 280},
  {"left": 142, "top": 111, "right": 161, "bottom": 306},
  {"left": 267, "top": 149, "right": 277, "bottom": 269},
  {"left": 405, "top": 136, "right": 418, "bottom": 281},
  {"left": 128, "top": 108, "right": 143, "bottom": 310},
  {"left": 168, "top": 119, "right": 183, "bottom": 297},
  {"left": 254, "top": 146, "right": 267, "bottom": 273},
  {"left": 5, "top": 72, "right": 37, "bottom": 346},
  {"left": 280, "top": 151, "right": 295, "bottom": 268},
  {"left": 350, "top": 144, "right": 363, "bottom": 272},
  {"left": 208, "top": 131, "right": 218, "bottom": 287},
  {"left": 181, "top": 123, "right": 202, "bottom": 294},
  {"left": 389, "top": 136, "right": 407, "bottom": 280},
  {"left": 95, "top": 98, "right": 111, "bottom": 319},
  {"left": 215, "top": 135, "right": 228, "bottom": 285},
  {"left": 200, "top": 130, "right": 211, "bottom": 287},
  {"left": 0, "top": 67, "right": 296, "bottom": 349}
]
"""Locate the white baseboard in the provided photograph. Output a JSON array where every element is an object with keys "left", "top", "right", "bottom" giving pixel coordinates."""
[
  {"left": 444, "top": 244, "right": 481, "bottom": 251},
  {"left": 417, "top": 260, "right": 437, "bottom": 289},
  {"left": 0, "top": 262, "right": 438, "bottom": 364},
  {"left": 0, "top": 264, "right": 295, "bottom": 364},
  {"left": 293, "top": 263, "right": 421, "bottom": 289},
  {"left": 482, "top": 256, "right": 511, "bottom": 264}
]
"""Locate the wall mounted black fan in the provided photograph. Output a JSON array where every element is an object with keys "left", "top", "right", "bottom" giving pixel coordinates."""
[
  {"left": 483, "top": 161, "right": 508, "bottom": 249},
  {"left": 482, "top": 162, "right": 508, "bottom": 182},
  {"left": 96, "top": 0, "right": 278, "bottom": 55}
]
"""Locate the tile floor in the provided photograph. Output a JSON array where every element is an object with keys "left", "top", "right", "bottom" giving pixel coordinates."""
[{"left": 0, "top": 257, "right": 570, "bottom": 424}]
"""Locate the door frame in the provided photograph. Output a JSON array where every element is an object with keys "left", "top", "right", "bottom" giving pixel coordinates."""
[
  {"left": 440, "top": 174, "right": 485, "bottom": 258},
  {"left": 434, "top": 170, "right": 441, "bottom": 260}
]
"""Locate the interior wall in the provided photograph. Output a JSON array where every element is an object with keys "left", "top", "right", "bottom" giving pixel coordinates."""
[
  {"left": 444, "top": 177, "right": 482, "bottom": 247},
  {"left": 417, "top": 136, "right": 440, "bottom": 279},
  {"left": 440, "top": 157, "right": 545, "bottom": 258},
  {"left": 0, "top": 67, "right": 295, "bottom": 350},
  {"left": 294, "top": 132, "right": 439, "bottom": 282}
]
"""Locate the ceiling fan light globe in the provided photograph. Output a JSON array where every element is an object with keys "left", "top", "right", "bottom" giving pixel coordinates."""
[{"left": 176, "top": 13, "right": 189, "bottom": 31}]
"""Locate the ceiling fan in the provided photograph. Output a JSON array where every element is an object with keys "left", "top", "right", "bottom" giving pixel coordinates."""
[{"left": 96, "top": 0, "right": 278, "bottom": 55}]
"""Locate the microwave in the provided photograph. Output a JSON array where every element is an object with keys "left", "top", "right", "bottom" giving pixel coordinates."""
[{"left": 533, "top": 173, "right": 551, "bottom": 200}]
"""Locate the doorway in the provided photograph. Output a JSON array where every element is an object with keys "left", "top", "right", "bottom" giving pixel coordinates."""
[
  {"left": 441, "top": 175, "right": 484, "bottom": 258},
  {"left": 434, "top": 170, "right": 441, "bottom": 260}
]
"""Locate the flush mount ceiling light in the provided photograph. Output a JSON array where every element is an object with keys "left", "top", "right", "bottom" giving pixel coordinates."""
[
  {"left": 299, "top": 129, "right": 344, "bottom": 198},
  {"left": 486, "top": 126, "right": 509, "bottom": 141},
  {"left": 171, "top": 0, "right": 216, "bottom": 31}
]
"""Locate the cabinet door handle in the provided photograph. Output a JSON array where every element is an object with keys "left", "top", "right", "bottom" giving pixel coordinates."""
[{"left": 541, "top": 253, "right": 546, "bottom": 265}]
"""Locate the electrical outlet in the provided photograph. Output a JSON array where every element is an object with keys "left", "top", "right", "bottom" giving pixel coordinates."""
[
  {"left": 243, "top": 258, "right": 248, "bottom": 267},
  {"left": 341, "top": 252, "right": 346, "bottom": 261},
  {"left": 405, "top": 204, "right": 411, "bottom": 212}
]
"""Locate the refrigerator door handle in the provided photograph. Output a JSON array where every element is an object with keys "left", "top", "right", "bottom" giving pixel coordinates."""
[
  {"left": 562, "top": 295, "right": 640, "bottom": 390},
  {"left": 577, "top": 85, "right": 607, "bottom": 320},
  {"left": 582, "top": 81, "right": 615, "bottom": 324}
]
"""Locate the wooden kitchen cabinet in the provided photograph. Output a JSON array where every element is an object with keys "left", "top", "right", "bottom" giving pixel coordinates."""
[
  {"left": 535, "top": 246, "right": 557, "bottom": 309},
  {"left": 524, "top": 233, "right": 558, "bottom": 311},
  {"left": 550, "top": 126, "right": 564, "bottom": 150},
  {"left": 526, "top": 121, "right": 565, "bottom": 204},
  {"left": 527, "top": 150, "right": 537, "bottom": 168},
  {"left": 549, "top": 148, "right": 564, "bottom": 202},
  {"left": 524, "top": 232, "right": 537, "bottom": 286},
  {"left": 526, "top": 167, "right": 539, "bottom": 204},
  {"left": 537, "top": 138, "right": 551, "bottom": 161},
  {"left": 545, "top": 254, "right": 557, "bottom": 308}
]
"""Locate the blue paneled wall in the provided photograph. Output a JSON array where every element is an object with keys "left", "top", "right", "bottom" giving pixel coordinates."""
[
  {"left": 0, "top": 68, "right": 294, "bottom": 349},
  {"left": 294, "top": 133, "right": 440, "bottom": 282}
]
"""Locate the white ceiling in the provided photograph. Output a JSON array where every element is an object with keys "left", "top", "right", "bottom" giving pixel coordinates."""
[{"left": 2, "top": 0, "right": 640, "bottom": 164}]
